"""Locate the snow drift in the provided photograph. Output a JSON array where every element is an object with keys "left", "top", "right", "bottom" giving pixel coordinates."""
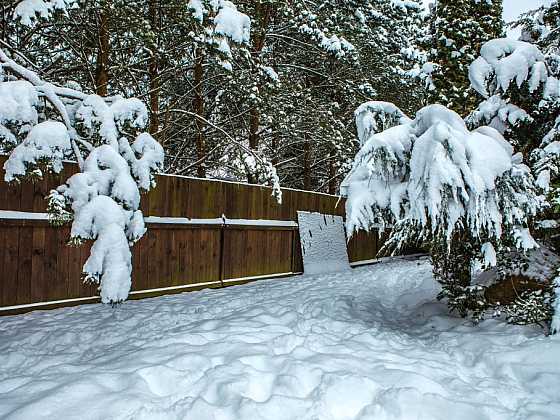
[{"left": 0, "top": 259, "right": 558, "bottom": 419}]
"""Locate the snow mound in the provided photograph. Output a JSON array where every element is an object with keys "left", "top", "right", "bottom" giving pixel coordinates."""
[{"left": 0, "top": 259, "right": 558, "bottom": 419}]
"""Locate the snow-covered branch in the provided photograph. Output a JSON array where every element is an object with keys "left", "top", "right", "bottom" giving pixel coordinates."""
[
  {"left": 354, "top": 101, "right": 412, "bottom": 145},
  {"left": 171, "top": 108, "right": 282, "bottom": 203},
  {"left": 13, "top": 0, "right": 78, "bottom": 26},
  {"left": 469, "top": 38, "right": 559, "bottom": 99},
  {"left": 0, "top": 47, "right": 164, "bottom": 304}
]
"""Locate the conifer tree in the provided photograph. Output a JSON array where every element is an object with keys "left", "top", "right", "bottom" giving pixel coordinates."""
[
  {"left": 425, "top": 0, "right": 503, "bottom": 115},
  {"left": 345, "top": 102, "right": 541, "bottom": 323},
  {"left": 466, "top": 31, "right": 560, "bottom": 330}
]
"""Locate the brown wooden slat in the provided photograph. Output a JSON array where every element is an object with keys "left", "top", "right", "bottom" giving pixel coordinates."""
[
  {"left": 45, "top": 226, "right": 62, "bottom": 300},
  {"left": 0, "top": 227, "right": 15, "bottom": 306},
  {"left": 131, "top": 234, "right": 148, "bottom": 292},
  {"left": 16, "top": 226, "right": 33, "bottom": 304},
  {"left": 181, "top": 229, "right": 195, "bottom": 285},
  {"left": 30, "top": 226, "right": 46, "bottom": 303},
  {"left": 67, "top": 230, "right": 84, "bottom": 299},
  {"left": 56, "top": 226, "right": 70, "bottom": 300},
  {"left": 292, "top": 230, "right": 304, "bottom": 273}
]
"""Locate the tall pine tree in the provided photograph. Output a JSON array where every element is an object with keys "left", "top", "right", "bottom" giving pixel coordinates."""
[{"left": 425, "top": 0, "right": 503, "bottom": 116}]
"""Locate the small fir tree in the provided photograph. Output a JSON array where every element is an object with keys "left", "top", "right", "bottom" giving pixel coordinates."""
[{"left": 344, "top": 101, "right": 542, "bottom": 323}]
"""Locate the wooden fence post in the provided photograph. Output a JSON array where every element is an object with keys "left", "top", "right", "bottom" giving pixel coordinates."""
[{"left": 218, "top": 221, "right": 226, "bottom": 287}]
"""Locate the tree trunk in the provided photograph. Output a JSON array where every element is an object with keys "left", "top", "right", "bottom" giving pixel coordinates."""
[
  {"left": 303, "top": 139, "right": 312, "bottom": 191},
  {"left": 95, "top": 6, "right": 110, "bottom": 96},
  {"left": 194, "top": 47, "right": 206, "bottom": 178},
  {"left": 328, "top": 148, "right": 337, "bottom": 195},
  {"left": 271, "top": 133, "right": 278, "bottom": 166},
  {"left": 432, "top": 230, "right": 473, "bottom": 288},
  {"left": 148, "top": 0, "right": 160, "bottom": 136},
  {"left": 249, "top": 108, "right": 259, "bottom": 150},
  {"left": 247, "top": 4, "right": 272, "bottom": 152}
]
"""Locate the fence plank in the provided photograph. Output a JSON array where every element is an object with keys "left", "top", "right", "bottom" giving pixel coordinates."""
[
  {"left": 56, "top": 226, "right": 70, "bottom": 300},
  {"left": 131, "top": 234, "right": 148, "bottom": 292},
  {"left": 45, "top": 226, "right": 62, "bottom": 301},
  {"left": 30, "top": 226, "right": 46, "bottom": 303},
  {"left": 67, "top": 232, "right": 85, "bottom": 299},
  {"left": 17, "top": 226, "right": 33, "bottom": 304},
  {"left": 0, "top": 228, "right": 13, "bottom": 305}
]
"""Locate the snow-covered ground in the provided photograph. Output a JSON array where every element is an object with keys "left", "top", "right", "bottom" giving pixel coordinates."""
[{"left": 1, "top": 258, "right": 559, "bottom": 420}]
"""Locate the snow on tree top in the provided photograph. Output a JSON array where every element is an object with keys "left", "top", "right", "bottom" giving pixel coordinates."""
[
  {"left": 354, "top": 101, "right": 412, "bottom": 145},
  {"left": 469, "top": 38, "right": 558, "bottom": 98},
  {"left": 187, "top": 0, "right": 250, "bottom": 44},
  {"left": 214, "top": 1, "right": 250, "bottom": 44},
  {"left": 187, "top": 0, "right": 205, "bottom": 22},
  {"left": 390, "top": 0, "right": 423, "bottom": 10},
  {"left": 14, "top": 0, "right": 77, "bottom": 26}
]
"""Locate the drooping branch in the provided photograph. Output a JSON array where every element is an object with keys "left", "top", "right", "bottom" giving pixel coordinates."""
[{"left": 0, "top": 47, "right": 86, "bottom": 168}]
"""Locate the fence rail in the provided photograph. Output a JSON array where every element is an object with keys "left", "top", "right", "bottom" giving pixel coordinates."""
[{"left": 0, "top": 156, "right": 384, "bottom": 314}]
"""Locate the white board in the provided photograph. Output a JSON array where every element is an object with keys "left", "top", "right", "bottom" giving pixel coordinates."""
[{"left": 297, "top": 211, "right": 352, "bottom": 275}]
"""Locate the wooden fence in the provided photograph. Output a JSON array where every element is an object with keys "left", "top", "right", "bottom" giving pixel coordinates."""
[{"left": 0, "top": 156, "right": 385, "bottom": 314}]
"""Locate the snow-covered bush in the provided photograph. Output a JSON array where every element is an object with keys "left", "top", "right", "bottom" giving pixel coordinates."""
[
  {"left": 345, "top": 102, "right": 542, "bottom": 322},
  {"left": 0, "top": 48, "right": 164, "bottom": 304}
]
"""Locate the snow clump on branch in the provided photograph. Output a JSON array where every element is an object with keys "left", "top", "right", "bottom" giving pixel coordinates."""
[
  {"left": 14, "top": 0, "right": 77, "bottom": 26},
  {"left": 469, "top": 38, "right": 560, "bottom": 99}
]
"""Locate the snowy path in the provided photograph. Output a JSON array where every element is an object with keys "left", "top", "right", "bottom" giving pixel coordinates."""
[{"left": 1, "top": 258, "right": 559, "bottom": 420}]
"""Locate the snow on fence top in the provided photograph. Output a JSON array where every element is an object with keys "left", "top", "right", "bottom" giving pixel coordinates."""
[{"left": 0, "top": 155, "right": 345, "bottom": 223}]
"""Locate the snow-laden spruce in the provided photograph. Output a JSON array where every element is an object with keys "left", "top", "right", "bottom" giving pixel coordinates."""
[
  {"left": 354, "top": 101, "right": 412, "bottom": 146},
  {"left": 466, "top": 35, "right": 560, "bottom": 331},
  {"left": 344, "top": 101, "right": 542, "bottom": 321},
  {"left": 469, "top": 39, "right": 559, "bottom": 99},
  {"left": 0, "top": 48, "right": 164, "bottom": 304},
  {"left": 346, "top": 102, "right": 540, "bottom": 244},
  {"left": 467, "top": 38, "right": 560, "bottom": 214}
]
